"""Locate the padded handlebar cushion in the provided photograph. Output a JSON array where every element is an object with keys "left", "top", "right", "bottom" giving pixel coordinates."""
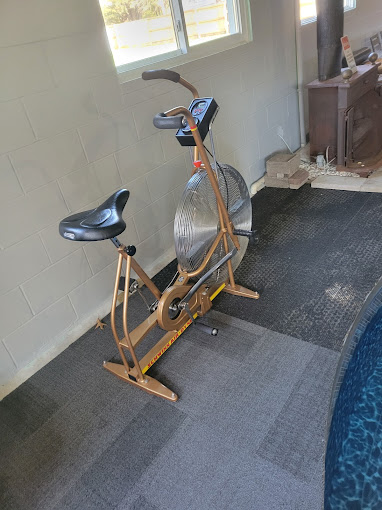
[
  {"left": 142, "top": 69, "right": 180, "bottom": 83},
  {"left": 153, "top": 113, "right": 184, "bottom": 130}
]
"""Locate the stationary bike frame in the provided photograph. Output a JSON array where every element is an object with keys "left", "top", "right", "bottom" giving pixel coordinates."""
[{"left": 103, "top": 73, "right": 259, "bottom": 401}]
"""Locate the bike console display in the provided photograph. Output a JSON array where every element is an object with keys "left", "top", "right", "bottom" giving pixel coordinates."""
[{"left": 176, "top": 97, "right": 218, "bottom": 146}]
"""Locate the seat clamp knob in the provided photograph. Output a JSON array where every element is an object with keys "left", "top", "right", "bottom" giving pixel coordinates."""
[{"left": 125, "top": 245, "right": 136, "bottom": 256}]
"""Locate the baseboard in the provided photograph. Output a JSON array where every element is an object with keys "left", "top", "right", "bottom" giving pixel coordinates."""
[
  {"left": 250, "top": 176, "right": 265, "bottom": 196},
  {"left": 0, "top": 246, "right": 176, "bottom": 401}
]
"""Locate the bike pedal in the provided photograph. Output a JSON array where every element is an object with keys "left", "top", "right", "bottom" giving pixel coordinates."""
[
  {"left": 249, "top": 230, "right": 260, "bottom": 247},
  {"left": 233, "top": 229, "right": 259, "bottom": 246},
  {"left": 193, "top": 321, "right": 218, "bottom": 336}
]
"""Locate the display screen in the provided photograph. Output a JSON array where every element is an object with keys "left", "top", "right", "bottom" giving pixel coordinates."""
[
  {"left": 176, "top": 97, "right": 218, "bottom": 146},
  {"left": 192, "top": 101, "right": 207, "bottom": 116}
]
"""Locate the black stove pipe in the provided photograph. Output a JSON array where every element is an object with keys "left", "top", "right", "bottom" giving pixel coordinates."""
[{"left": 317, "top": 0, "right": 344, "bottom": 81}]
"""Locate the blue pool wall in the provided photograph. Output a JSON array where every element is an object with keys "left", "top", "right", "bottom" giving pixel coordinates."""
[
  {"left": 326, "top": 277, "right": 382, "bottom": 431},
  {"left": 324, "top": 277, "right": 382, "bottom": 508}
]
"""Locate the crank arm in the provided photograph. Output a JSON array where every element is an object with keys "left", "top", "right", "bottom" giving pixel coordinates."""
[
  {"left": 179, "top": 248, "right": 237, "bottom": 307},
  {"left": 182, "top": 303, "right": 218, "bottom": 336}
]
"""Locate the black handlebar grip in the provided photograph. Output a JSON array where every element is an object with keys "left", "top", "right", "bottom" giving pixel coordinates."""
[
  {"left": 142, "top": 69, "right": 180, "bottom": 83},
  {"left": 153, "top": 113, "right": 184, "bottom": 130}
]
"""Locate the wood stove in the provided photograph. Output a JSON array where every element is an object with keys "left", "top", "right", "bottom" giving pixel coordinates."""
[{"left": 307, "top": 64, "right": 382, "bottom": 175}]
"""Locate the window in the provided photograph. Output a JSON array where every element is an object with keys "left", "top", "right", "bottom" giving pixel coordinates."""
[
  {"left": 300, "top": 0, "right": 356, "bottom": 25},
  {"left": 99, "top": 0, "right": 250, "bottom": 77}
]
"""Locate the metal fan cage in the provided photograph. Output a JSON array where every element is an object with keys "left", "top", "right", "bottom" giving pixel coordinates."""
[{"left": 174, "top": 163, "right": 251, "bottom": 284}]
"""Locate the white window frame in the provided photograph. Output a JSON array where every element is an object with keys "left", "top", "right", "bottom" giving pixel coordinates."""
[
  {"left": 300, "top": 0, "right": 356, "bottom": 26},
  {"left": 104, "top": 0, "right": 252, "bottom": 82}
]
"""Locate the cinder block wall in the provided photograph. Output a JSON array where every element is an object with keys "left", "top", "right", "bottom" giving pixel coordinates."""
[{"left": 0, "top": 0, "right": 300, "bottom": 395}]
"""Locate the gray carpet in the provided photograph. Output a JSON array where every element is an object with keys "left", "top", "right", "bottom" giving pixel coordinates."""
[
  {"left": 154, "top": 186, "right": 382, "bottom": 351},
  {"left": 0, "top": 308, "right": 339, "bottom": 510},
  {"left": 3, "top": 185, "right": 377, "bottom": 509}
]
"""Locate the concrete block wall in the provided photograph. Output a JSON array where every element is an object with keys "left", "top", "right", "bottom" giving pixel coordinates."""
[{"left": 0, "top": 0, "right": 300, "bottom": 395}]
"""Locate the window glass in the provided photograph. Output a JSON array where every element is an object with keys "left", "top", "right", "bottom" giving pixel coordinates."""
[
  {"left": 300, "top": 0, "right": 316, "bottom": 21},
  {"left": 99, "top": 0, "right": 178, "bottom": 67},
  {"left": 300, "top": 0, "right": 356, "bottom": 24},
  {"left": 99, "top": 0, "right": 249, "bottom": 75},
  {"left": 181, "top": 0, "right": 238, "bottom": 47}
]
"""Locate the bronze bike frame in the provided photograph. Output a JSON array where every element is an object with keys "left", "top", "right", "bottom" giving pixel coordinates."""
[
  {"left": 103, "top": 74, "right": 259, "bottom": 401},
  {"left": 163, "top": 104, "right": 239, "bottom": 285}
]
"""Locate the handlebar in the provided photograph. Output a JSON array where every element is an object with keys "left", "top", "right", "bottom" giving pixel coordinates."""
[
  {"left": 143, "top": 70, "right": 200, "bottom": 132},
  {"left": 142, "top": 69, "right": 199, "bottom": 98},
  {"left": 142, "top": 69, "right": 180, "bottom": 83},
  {"left": 153, "top": 113, "right": 184, "bottom": 130}
]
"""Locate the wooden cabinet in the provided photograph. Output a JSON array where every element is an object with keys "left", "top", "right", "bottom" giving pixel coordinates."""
[{"left": 307, "top": 65, "right": 382, "bottom": 172}]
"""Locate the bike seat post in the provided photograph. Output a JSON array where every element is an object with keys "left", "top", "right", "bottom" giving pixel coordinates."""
[
  {"left": 110, "top": 237, "right": 137, "bottom": 257},
  {"left": 110, "top": 237, "right": 122, "bottom": 249}
]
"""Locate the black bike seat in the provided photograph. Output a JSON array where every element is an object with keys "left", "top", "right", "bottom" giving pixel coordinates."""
[{"left": 59, "top": 189, "right": 129, "bottom": 241}]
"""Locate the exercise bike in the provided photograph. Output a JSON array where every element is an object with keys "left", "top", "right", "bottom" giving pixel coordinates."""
[{"left": 59, "top": 69, "right": 259, "bottom": 402}]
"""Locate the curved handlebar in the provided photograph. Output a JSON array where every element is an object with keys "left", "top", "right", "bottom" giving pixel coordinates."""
[
  {"left": 153, "top": 113, "right": 184, "bottom": 130},
  {"left": 142, "top": 69, "right": 180, "bottom": 83},
  {"left": 142, "top": 69, "right": 199, "bottom": 98}
]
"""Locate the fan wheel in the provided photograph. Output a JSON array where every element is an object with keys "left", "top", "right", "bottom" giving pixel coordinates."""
[
  {"left": 157, "top": 285, "right": 198, "bottom": 331},
  {"left": 174, "top": 164, "right": 251, "bottom": 284}
]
